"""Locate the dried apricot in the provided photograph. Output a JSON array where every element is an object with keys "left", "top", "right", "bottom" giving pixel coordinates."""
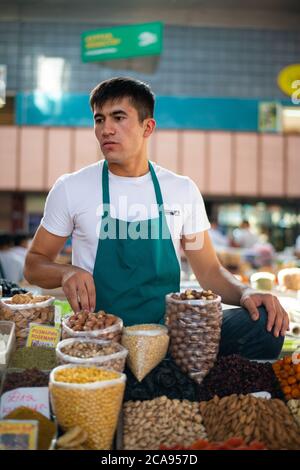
[{"left": 291, "top": 388, "right": 300, "bottom": 399}]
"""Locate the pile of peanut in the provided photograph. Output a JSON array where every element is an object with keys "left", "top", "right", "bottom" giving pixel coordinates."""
[
  {"left": 287, "top": 399, "right": 300, "bottom": 427},
  {"left": 57, "top": 340, "right": 127, "bottom": 372},
  {"left": 121, "top": 325, "right": 169, "bottom": 381},
  {"left": 63, "top": 311, "right": 122, "bottom": 342},
  {"left": 50, "top": 366, "right": 125, "bottom": 450},
  {"left": 123, "top": 395, "right": 206, "bottom": 450},
  {"left": 0, "top": 296, "right": 54, "bottom": 347},
  {"left": 200, "top": 394, "right": 300, "bottom": 450}
]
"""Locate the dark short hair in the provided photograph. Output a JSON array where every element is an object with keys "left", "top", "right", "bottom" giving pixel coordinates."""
[{"left": 90, "top": 77, "right": 155, "bottom": 122}]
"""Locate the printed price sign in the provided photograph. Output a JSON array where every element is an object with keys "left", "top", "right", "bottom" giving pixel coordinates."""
[
  {"left": 0, "top": 387, "right": 50, "bottom": 419},
  {"left": 0, "top": 420, "right": 38, "bottom": 450},
  {"left": 26, "top": 323, "right": 60, "bottom": 348}
]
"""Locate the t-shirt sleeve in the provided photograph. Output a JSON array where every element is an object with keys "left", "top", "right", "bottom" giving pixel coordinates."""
[
  {"left": 181, "top": 178, "right": 211, "bottom": 235},
  {"left": 41, "top": 176, "right": 73, "bottom": 237}
]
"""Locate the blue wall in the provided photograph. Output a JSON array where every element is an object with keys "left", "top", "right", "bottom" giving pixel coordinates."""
[{"left": 16, "top": 92, "right": 296, "bottom": 131}]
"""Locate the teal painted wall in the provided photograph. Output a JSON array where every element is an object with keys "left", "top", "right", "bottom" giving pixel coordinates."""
[{"left": 16, "top": 93, "right": 296, "bottom": 131}]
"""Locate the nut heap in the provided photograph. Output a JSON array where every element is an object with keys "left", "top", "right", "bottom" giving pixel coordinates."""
[
  {"left": 200, "top": 394, "right": 300, "bottom": 450},
  {"left": 50, "top": 366, "right": 125, "bottom": 450},
  {"left": 287, "top": 399, "right": 300, "bottom": 428},
  {"left": 121, "top": 324, "right": 169, "bottom": 382},
  {"left": 171, "top": 289, "right": 217, "bottom": 301},
  {"left": 0, "top": 295, "right": 54, "bottom": 348},
  {"left": 5, "top": 293, "right": 52, "bottom": 304},
  {"left": 123, "top": 395, "right": 206, "bottom": 450},
  {"left": 166, "top": 289, "right": 222, "bottom": 384},
  {"left": 57, "top": 339, "right": 127, "bottom": 372},
  {"left": 62, "top": 311, "right": 122, "bottom": 342}
]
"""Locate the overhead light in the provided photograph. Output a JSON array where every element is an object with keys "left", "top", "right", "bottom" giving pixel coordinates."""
[{"left": 37, "top": 56, "right": 65, "bottom": 99}]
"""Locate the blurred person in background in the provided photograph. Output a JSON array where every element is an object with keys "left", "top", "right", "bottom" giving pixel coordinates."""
[
  {"left": 11, "top": 233, "right": 31, "bottom": 264},
  {"left": 0, "top": 234, "right": 24, "bottom": 283},
  {"left": 295, "top": 234, "right": 300, "bottom": 259},
  {"left": 232, "top": 220, "right": 259, "bottom": 249},
  {"left": 209, "top": 217, "right": 229, "bottom": 248}
]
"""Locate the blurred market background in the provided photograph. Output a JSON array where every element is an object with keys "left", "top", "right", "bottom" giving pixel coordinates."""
[{"left": 0, "top": 0, "right": 300, "bottom": 320}]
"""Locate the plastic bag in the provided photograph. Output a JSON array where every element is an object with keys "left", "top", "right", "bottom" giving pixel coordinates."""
[
  {"left": 49, "top": 364, "right": 126, "bottom": 450},
  {"left": 165, "top": 292, "right": 223, "bottom": 384},
  {"left": 56, "top": 338, "right": 128, "bottom": 372},
  {"left": 62, "top": 313, "right": 123, "bottom": 343},
  {"left": 0, "top": 296, "right": 55, "bottom": 348},
  {"left": 121, "top": 324, "right": 169, "bottom": 382}
]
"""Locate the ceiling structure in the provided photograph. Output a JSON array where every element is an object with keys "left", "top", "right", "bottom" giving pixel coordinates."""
[{"left": 0, "top": 0, "right": 300, "bottom": 29}]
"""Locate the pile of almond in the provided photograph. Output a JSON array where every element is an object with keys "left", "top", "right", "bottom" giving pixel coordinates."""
[{"left": 200, "top": 394, "right": 300, "bottom": 450}]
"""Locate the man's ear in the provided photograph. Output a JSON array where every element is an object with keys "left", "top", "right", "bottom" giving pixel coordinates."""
[{"left": 143, "top": 118, "right": 156, "bottom": 138}]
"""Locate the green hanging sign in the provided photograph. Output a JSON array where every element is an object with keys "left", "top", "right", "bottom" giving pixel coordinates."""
[{"left": 81, "top": 22, "right": 163, "bottom": 63}]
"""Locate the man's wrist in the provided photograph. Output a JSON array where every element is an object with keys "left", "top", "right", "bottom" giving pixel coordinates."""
[{"left": 239, "top": 285, "right": 256, "bottom": 306}]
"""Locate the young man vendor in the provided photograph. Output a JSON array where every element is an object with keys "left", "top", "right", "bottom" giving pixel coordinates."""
[{"left": 24, "top": 77, "right": 289, "bottom": 360}]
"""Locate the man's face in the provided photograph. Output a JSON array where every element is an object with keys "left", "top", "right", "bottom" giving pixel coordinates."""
[{"left": 93, "top": 97, "right": 149, "bottom": 164}]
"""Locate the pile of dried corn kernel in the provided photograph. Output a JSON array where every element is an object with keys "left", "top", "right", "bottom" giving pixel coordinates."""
[
  {"left": 50, "top": 366, "right": 125, "bottom": 450},
  {"left": 54, "top": 366, "right": 120, "bottom": 383}
]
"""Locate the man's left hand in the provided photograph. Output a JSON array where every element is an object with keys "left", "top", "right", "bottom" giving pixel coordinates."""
[{"left": 240, "top": 289, "right": 289, "bottom": 337}]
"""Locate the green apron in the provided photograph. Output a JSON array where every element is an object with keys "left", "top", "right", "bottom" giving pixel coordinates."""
[{"left": 93, "top": 160, "right": 180, "bottom": 326}]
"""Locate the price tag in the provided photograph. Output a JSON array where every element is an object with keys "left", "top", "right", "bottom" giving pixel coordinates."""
[
  {"left": 0, "top": 420, "right": 38, "bottom": 450},
  {"left": 0, "top": 387, "right": 50, "bottom": 419},
  {"left": 26, "top": 323, "right": 60, "bottom": 348}
]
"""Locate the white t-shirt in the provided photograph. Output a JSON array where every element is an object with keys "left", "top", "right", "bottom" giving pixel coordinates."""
[{"left": 41, "top": 160, "right": 210, "bottom": 273}]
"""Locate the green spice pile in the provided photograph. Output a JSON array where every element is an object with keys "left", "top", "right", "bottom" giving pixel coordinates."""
[{"left": 9, "top": 346, "right": 57, "bottom": 370}]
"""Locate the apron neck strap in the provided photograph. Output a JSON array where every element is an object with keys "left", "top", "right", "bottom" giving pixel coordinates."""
[{"left": 102, "top": 160, "right": 164, "bottom": 207}]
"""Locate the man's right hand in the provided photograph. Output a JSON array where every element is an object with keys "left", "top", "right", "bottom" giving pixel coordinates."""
[
  {"left": 61, "top": 267, "right": 96, "bottom": 313},
  {"left": 24, "top": 226, "right": 96, "bottom": 313}
]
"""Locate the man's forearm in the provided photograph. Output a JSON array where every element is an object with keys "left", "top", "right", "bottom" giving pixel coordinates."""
[
  {"left": 198, "top": 265, "right": 252, "bottom": 306},
  {"left": 24, "top": 253, "right": 71, "bottom": 288}
]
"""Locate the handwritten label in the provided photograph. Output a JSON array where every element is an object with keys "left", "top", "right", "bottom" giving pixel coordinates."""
[
  {"left": 26, "top": 323, "right": 60, "bottom": 348},
  {"left": 0, "top": 420, "right": 38, "bottom": 450},
  {"left": 0, "top": 387, "right": 50, "bottom": 419}
]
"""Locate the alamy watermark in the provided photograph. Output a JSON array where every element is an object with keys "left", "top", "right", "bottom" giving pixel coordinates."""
[{"left": 95, "top": 197, "right": 205, "bottom": 250}]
